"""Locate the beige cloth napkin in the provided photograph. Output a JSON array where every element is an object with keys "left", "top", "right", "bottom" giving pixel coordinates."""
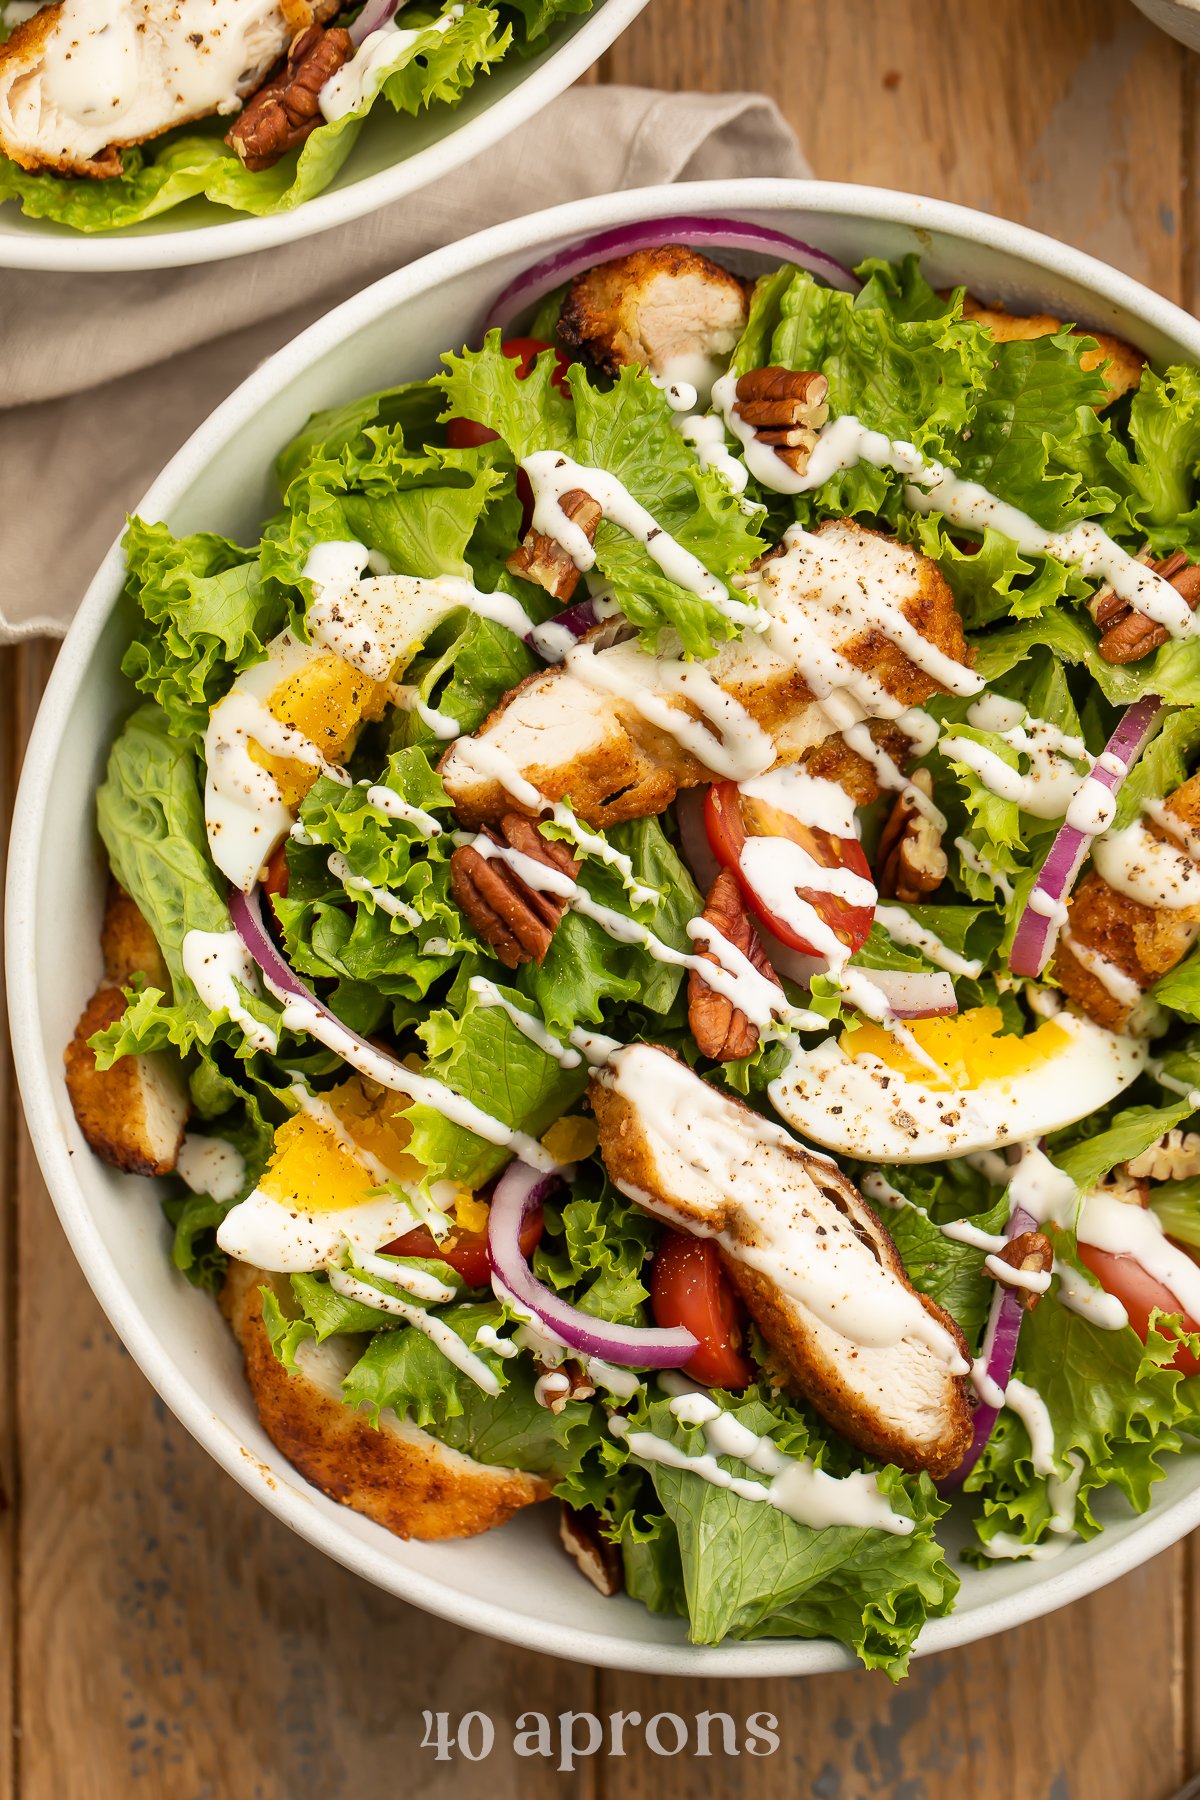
[{"left": 0, "top": 85, "right": 807, "bottom": 640}]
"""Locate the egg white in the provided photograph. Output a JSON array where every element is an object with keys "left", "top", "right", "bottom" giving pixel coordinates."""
[
  {"left": 216, "top": 1186, "right": 421, "bottom": 1274},
  {"left": 768, "top": 1011, "right": 1148, "bottom": 1163}
]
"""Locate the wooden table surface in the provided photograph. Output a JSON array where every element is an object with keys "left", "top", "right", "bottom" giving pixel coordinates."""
[{"left": 3, "top": 2, "right": 1199, "bottom": 1794}]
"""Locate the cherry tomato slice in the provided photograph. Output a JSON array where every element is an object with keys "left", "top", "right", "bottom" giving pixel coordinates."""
[
  {"left": 383, "top": 1202, "right": 544, "bottom": 1290},
  {"left": 650, "top": 1230, "right": 754, "bottom": 1390},
  {"left": 444, "top": 336, "right": 570, "bottom": 451},
  {"left": 703, "top": 779, "right": 874, "bottom": 957},
  {"left": 263, "top": 842, "right": 290, "bottom": 900},
  {"left": 1077, "top": 1242, "right": 1200, "bottom": 1376}
]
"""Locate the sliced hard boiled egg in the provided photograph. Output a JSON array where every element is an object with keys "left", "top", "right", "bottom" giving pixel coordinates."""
[
  {"left": 204, "top": 628, "right": 388, "bottom": 891},
  {"left": 217, "top": 1080, "right": 435, "bottom": 1273},
  {"left": 769, "top": 1004, "right": 1148, "bottom": 1163}
]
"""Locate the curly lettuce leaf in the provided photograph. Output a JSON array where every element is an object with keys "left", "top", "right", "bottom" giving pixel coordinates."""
[
  {"left": 533, "top": 1169, "right": 658, "bottom": 1326},
  {"left": 120, "top": 518, "right": 293, "bottom": 749},
  {"left": 613, "top": 1390, "right": 956, "bottom": 1678}
]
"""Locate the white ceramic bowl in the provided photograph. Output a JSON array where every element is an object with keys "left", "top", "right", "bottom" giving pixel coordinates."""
[
  {"left": 11, "top": 179, "right": 1200, "bottom": 1676},
  {"left": 1132, "top": 0, "right": 1200, "bottom": 54},
  {"left": 0, "top": 0, "right": 646, "bottom": 272}
]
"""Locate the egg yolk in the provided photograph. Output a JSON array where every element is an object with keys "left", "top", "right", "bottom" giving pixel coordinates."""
[
  {"left": 541, "top": 1114, "right": 599, "bottom": 1164},
  {"left": 842, "top": 1004, "right": 1072, "bottom": 1090},
  {"left": 247, "top": 653, "right": 389, "bottom": 808},
  {"left": 259, "top": 1079, "right": 421, "bottom": 1213}
]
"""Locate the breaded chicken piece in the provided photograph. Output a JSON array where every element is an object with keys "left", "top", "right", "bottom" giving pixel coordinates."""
[
  {"left": 64, "top": 881, "right": 189, "bottom": 1176},
  {"left": 559, "top": 246, "right": 750, "bottom": 378},
  {"left": 1053, "top": 773, "right": 1200, "bottom": 1030},
  {"left": 0, "top": 0, "right": 340, "bottom": 178},
  {"left": 100, "top": 877, "right": 170, "bottom": 991},
  {"left": 960, "top": 294, "right": 1145, "bottom": 408},
  {"left": 65, "top": 986, "right": 189, "bottom": 1176},
  {"left": 222, "top": 1263, "right": 552, "bottom": 1540},
  {"left": 590, "top": 1045, "right": 972, "bottom": 1479},
  {"left": 440, "top": 519, "right": 971, "bottom": 830}
]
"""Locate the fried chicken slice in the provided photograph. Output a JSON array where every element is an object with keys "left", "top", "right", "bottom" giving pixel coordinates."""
[
  {"left": 559, "top": 246, "right": 749, "bottom": 379},
  {"left": 222, "top": 1263, "right": 552, "bottom": 1539},
  {"left": 0, "top": 0, "right": 341, "bottom": 178},
  {"left": 64, "top": 881, "right": 189, "bottom": 1177},
  {"left": 1052, "top": 772, "right": 1200, "bottom": 1030},
  {"left": 439, "top": 518, "right": 971, "bottom": 830},
  {"left": 65, "top": 986, "right": 189, "bottom": 1177},
  {"left": 590, "top": 1045, "right": 973, "bottom": 1479},
  {"left": 960, "top": 294, "right": 1145, "bottom": 409}
]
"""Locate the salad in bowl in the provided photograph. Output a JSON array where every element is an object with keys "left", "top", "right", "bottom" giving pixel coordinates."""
[
  {"left": 0, "top": 0, "right": 604, "bottom": 235},
  {"left": 59, "top": 214, "right": 1200, "bottom": 1678}
]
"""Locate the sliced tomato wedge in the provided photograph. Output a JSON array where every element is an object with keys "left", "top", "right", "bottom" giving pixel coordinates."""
[
  {"left": 650, "top": 1231, "right": 754, "bottom": 1390},
  {"left": 383, "top": 1201, "right": 544, "bottom": 1290},
  {"left": 1077, "top": 1243, "right": 1200, "bottom": 1376},
  {"left": 263, "top": 841, "right": 290, "bottom": 901},
  {"left": 703, "top": 779, "right": 874, "bottom": 957}
]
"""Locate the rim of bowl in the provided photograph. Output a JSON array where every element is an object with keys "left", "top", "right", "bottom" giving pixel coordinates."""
[
  {"left": 11, "top": 177, "right": 1200, "bottom": 1676},
  {"left": 0, "top": 0, "right": 647, "bottom": 273}
]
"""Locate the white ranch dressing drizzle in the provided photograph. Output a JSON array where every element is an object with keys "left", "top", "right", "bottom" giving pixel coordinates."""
[
  {"left": 446, "top": 736, "right": 657, "bottom": 904},
  {"left": 351, "top": 1250, "right": 457, "bottom": 1306},
  {"left": 942, "top": 693, "right": 1094, "bottom": 821},
  {"left": 176, "top": 1134, "right": 246, "bottom": 1204},
  {"left": 325, "top": 1266, "right": 501, "bottom": 1395},
  {"left": 521, "top": 450, "right": 761, "bottom": 633},
  {"left": 467, "top": 976, "right": 582, "bottom": 1070},
  {"left": 563, "top": 640, "right": 775, "bottom": 782},
  {"left": 984, "top": 1256, "right": 1052, "bottom": 1295},
  {"left": 364, "top": 783, "right": 443, "bottom": 838},
  {"left": 676, "top": 412, "right": 752, "bottom": 496},
  {"left": 390, "top": 686, "right": 461, "bottom": 741},
  {"left": 491, "top": 1278, "right": 641, "bottom": 1400},
  {"left": 1091, "top": 818, "right": 1200, "bottom": 911},
  {"left": 319, "top": 4, "right": 464, "bottom": 122},
  {"left": 872, "top": 903, "right": 983, "bottom": 979},
  {"left": 472, "top": 1323, "right": 520, "bottom": 1360},
  {"left": 770, "top": 410, "right": 1197, "bottom": 640},
  {"left": 182, "top": 929, "right": 279, "bottom": 1054},
  {"left": 465, "top": 834, "right": 822, "bottom": 1037},
  {"left": 955, "top": 836, "right": 1014, "bottom": 902},
  {"left": 1059, "top": 929, "right": 1143, "bottom": 1009},
  {"left": 9, "top": 0, "right": 295, "bottom": 162},
  {"left": 261, "top": 979, "right": 560, "bottom": 1173},
  {"left": 326, "top": 851, "right": 421, "bottom": 927},
  {"left": 859, "top": 1170, "right": 1007, "bottom": 1252},
  {"left": 609, "top": 1376, "right": 912, "bottom": 1536}
]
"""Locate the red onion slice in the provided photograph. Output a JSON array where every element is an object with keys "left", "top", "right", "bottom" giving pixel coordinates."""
[
  {"left": 485, "top": 216, "right": 859, "bottom": 337},
  {"left": 488, "top": 1160, "right": 697, "bottom": 1368},
  {"left": 349, "top": 0, "right": 401, "bottom": 45},
  {"left": 1008, "top": 695, "right": 1163, "bottom": 978},
  {"left": 937, "top": 1203, "right": 1039, "bottom": 1493}
]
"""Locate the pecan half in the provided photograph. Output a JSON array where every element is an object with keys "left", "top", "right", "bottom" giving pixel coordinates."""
[
  {"left": 1092, "top": 550, "right": 1200, "bottom": 664},
  {"left": 225, "top": 24, "right": 353, "bottom": 172},
  {"left": 559, "top": 1503, "right": 623, "bottom": 1597},
  {"left": 506, "top": 488, "right": 602, "bottom": 603},
  {"left": 988, "top": 1230, "right": 1055, "bottom": 1312},
  {"left": 876, "top": 769, "right": 947, "bottom": 902},
  {"left": 1127, "top": 1129, "right": 1200, "bottom": 1182},
  {"left": 450, "top": 813, "right": 579, "bottom": 969},
  {"left": 733, "top": 368, "right": 829, "bottom": 474},
  {"left": 688, "top": 869, "right": 782, "bottom": 1061}
]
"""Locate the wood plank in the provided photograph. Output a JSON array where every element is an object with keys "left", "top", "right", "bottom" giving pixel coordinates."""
[
  {"left": 6, "top": 635, "right": 594, "bottom": 1800},
  {"left": 595, "top": 1552, "right": 1186, "bottom": 1798},
  {"left": 0, "top": 646, "right": 23, "bottom": 1800},
  {"left": 600, "top": 0, "right": 1186, "bottom": 297}
]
